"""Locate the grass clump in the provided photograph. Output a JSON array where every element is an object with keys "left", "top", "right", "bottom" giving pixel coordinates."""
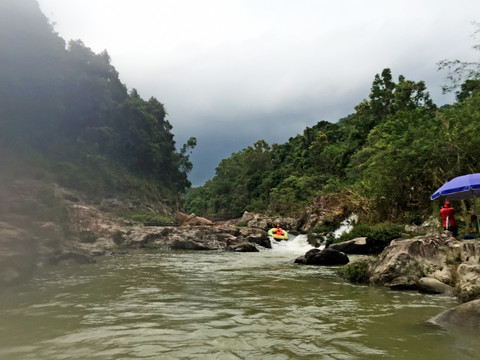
[
  {"left": 337, "top": 261, "right": 370, "bottom": 283},
  {"left": 121, "top": 212, "right": 176, "bottom": 226}
]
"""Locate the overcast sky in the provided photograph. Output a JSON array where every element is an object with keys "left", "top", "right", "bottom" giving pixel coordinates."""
[{"left": 37, "top": 0, "right": 480, "bottom": 185}]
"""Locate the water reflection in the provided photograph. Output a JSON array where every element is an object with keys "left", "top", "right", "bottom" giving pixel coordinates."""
[{"left": 0, "top": 237, "right": 475, "bottom": 360}]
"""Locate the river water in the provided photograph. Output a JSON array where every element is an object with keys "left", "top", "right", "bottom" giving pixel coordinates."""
[{"left": 0, "top": 235, "right": 478, "bottom": 359}]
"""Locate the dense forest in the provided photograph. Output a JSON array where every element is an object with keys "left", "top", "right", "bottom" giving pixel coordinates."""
[
  {"left": 184, "top": 39, "right": 480, "bottom": 224},
  {"left": 0, "top": 0, "right": 196, "bottom": 206}
]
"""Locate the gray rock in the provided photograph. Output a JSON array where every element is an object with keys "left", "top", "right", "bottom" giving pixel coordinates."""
[
  {"left": 429, "top": 299, "right": 480, "bottom": 332},
  {"left": 244, "top": 212, "right": 299, "bottom": 231},
  {"left": 231, "top": 243, "right": 259, "bottom": 252},
  {"left": 418, "top": 277, "right": 454, "bottom": 295},
  {"left": 297, "top": 248, "right": 349, "bottom": 266},
  {"left": 329, "top": 237, "right": 368, "bottom": 254}
]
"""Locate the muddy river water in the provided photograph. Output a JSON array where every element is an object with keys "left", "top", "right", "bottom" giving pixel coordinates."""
[{"left": 0, "top": 236, "right": 478, "bottom": 359}]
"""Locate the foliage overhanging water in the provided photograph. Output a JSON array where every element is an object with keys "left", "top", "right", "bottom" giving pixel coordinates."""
[{"left": 0, "top": 235, "right": 477, "bottom": 359}]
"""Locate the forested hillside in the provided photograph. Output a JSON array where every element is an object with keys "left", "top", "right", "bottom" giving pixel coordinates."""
[
  {"left": 0, "top": 0, "right": 196, "bottom": 205},
  {"left": 185, "top": 60, "right": 480, "bottom": 222}
]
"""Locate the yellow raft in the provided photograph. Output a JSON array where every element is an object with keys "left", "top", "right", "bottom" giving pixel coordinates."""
[{"left": 268, "top": 228, "right": 289, "bottom": 240}]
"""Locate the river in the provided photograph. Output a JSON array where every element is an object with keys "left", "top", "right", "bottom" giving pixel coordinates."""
[{"left": 0, "top": 235, "right": 478, "bottom": 359}]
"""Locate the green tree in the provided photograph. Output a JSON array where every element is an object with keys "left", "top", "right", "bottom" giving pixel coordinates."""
[{"left": 438, "top": 22, "right": 480, "bottom": 97}]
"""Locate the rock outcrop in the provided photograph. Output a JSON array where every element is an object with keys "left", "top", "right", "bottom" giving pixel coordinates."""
[
  {"left": 120, "top": 224, "right": 268, "bottom": 251},
  {"left": 241, "top": 211, "right": 299, "bottom": 233},
  {"left": 0, "top": 181, "right": 272, "bottom": 287},
  {"left": 300, "top": 191, "right": 355, "bottom": 233},
  {"left": 366, "top": 232, "right": 480, "bottom": 300}
]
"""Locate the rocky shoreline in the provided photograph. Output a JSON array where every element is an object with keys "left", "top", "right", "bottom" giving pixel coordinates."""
[
  {"left": 0, "top": 180, "right": 300, "bottom": 287},
  {"left": 1, "top": 180, "right": 479, "bottom": 332}
]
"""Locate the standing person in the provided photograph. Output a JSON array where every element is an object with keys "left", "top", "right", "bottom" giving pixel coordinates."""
[{"left": 440, "top": 201, "right": 458, "bottom": 237}]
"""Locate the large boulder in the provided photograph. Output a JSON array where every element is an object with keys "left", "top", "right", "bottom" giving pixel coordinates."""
[
  {"left": 329, "top": 237, "right": 368, "bottom": 254},
  {"left": 404, "top": 216, "right": 441, "bottom": 235},
  {"left": 178, "top": 213, "right": 214, "bottom": 226},
  {"left": 237, "top": 227, "right": 271, "bottom": 248},
  {"left": 429, "top": 299, "right": 480, "bottom": 332},
  {"left": 417, "top": 277, "right": 454, "bottom": 295},
  {"left": 231, "top": 243, "right": 259, "bottom": 252},
  {"left": 295, "top": 248, "right": 349, "bottom": 266}
]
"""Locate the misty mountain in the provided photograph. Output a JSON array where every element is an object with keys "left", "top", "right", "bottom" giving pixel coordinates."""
[{"left": 0, "top": 0, "right": 195, "bottom": 202}]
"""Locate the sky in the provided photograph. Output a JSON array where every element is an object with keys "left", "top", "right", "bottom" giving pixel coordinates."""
[{"left": 36, "top": 0, "right": 480, "bottom": 186}]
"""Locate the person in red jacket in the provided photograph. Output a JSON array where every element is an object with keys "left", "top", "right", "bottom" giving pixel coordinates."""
[
  {"left": 440, "top": 201, "right": 458, "bottom": 237},
  {"left": 275, "top": 224, "right": 283, "bottom": 236}
]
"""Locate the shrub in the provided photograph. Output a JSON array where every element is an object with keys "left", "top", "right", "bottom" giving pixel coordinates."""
[{"left": 337, "top": 261, "right": 370, "bottom": 283}]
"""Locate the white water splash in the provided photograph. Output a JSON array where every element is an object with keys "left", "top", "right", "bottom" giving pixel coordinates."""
[
  {"left": 269, "top": 234, "right": 315, "bottom": 254},
  {"left": 332, "top": 214, "right": 358, "bottom": 238}
]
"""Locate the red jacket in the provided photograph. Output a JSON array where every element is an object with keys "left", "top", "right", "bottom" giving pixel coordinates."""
[{"left": 440, "top": 207, "right": 457, "bottom": 227}]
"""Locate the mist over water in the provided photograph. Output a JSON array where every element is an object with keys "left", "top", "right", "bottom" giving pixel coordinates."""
[{"left": 0, "top": 238, "right": 477, "bottom": 360}]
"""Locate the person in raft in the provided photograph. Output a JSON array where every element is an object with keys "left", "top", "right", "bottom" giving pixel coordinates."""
[
  {"left": 440, "top": 201, "right": 458, "bottom": 237},
  {"left": 274, "top": 224, "right": 283, "bottom": 236}
]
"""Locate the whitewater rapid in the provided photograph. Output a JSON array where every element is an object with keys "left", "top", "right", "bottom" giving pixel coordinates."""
[{"left": 269, "top": 234, "right": 316, "bottom": 255}]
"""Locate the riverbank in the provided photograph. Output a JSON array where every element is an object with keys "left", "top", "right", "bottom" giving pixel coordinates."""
[{"left": 0, "top": 180, "right": 295, "bottom": 287}]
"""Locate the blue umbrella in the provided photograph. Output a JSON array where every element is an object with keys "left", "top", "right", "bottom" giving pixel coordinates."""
[
  {"left": 430, "top": 173, "right": 480, "bottom": 201},
  {"left": 431, "top": 173, "right": 480, "bottom": 232}
]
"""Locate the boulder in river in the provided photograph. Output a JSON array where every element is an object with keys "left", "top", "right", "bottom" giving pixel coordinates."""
[
  {"left": 329, "top": 237, "right": 369, "bottom": 254},
  {"left": 295, "top": 248, "right": 349, "bottom": 266},
  {"left": 428, "top": 299, "right": 480, "bottom": 333},
  {"left": 417, "top": 277, "right": 454, "bottom": 295}
]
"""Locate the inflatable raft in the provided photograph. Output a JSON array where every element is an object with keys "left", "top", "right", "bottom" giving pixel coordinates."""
[{"left": 268, "top": 228, "right": 289, "bottom": 240}]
